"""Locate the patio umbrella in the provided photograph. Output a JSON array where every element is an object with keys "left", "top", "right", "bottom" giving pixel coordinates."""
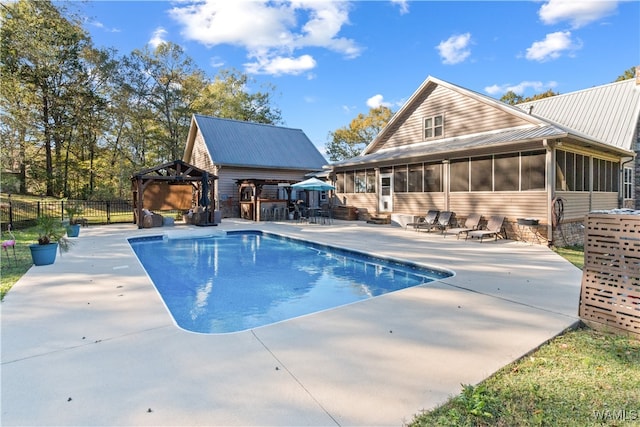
[
  {"left": 291, "top": 177, "right": 335, "bottom": 191},
  {"left": 199, "top": 172, "right": 210, "bottom": 221},
  {"left": 200, "top": 173, "right": 210, "bottom": 206}
]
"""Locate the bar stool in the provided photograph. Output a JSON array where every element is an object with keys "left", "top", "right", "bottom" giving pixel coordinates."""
[
  {"left": 261, "top": 205, "right": 271, "bottom": 221},
  {"left": 271, "top": 205, "right": 280, "bottom": 221}
]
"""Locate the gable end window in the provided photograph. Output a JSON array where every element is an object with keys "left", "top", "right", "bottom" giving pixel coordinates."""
[{"left": 424, "top": 114, "right": 444, "bottom": 140}]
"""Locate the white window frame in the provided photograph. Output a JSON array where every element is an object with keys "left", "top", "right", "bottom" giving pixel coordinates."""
[
  {"left": 624, "top": 167, "right": 634, "bottom": 200},
  {"left": 424, "top": 114, "right": 444, "bottom": 140}
]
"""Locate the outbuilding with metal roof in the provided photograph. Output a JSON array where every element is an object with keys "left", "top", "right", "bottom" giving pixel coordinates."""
[{"left": 183, "top": 114, "right": 327, "bottom": 219}]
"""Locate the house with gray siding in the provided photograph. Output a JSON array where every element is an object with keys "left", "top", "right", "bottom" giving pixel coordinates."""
[
  {"left": 328, "top": 74, "right": 640, "bottom": 245},
  {"left": 183, "top": 114, "right": 327, "bottom": 219}
]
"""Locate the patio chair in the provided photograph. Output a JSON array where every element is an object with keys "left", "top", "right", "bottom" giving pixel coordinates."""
[
  {"left": 443, "top": 213, "right": 482, "bottom": 239},
  {"left": 318, "top": 206, "right": 333, "bottom": 225},
  {"left": 406, "top": 210, "right": 439, "bottom": 231},
  {"left": 466, "top": 215, "right": 505, "bottom": 242},
  {"left": 2, "top": 224, "right": 17, "bottom": 266},
  {"left": 416, "top": 211, "right": 455, "bottom": 233},
  {"left": 142, "top": 209, "right": 164, "bottom": 228},
  {"left": 294, "top": 203, "right": 308, "bottom": 223}
]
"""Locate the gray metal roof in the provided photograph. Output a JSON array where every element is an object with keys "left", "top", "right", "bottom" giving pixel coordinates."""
[
  {"left": 331, "top": 124, "right": 568, "bottom": 168},
  {"left": 194, "top": 114, "right": 327, "bottom": 170},
  {"left": 516, "top": 79, "right": 640, "bottom": 151}
]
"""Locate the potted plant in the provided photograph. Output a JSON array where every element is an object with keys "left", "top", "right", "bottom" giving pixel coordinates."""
[
  {"left": 29, "top": 215, "right": 72, "bottom": 266},
  {"left": 64, "top": 202, "right": 83, "bottom": 237}
]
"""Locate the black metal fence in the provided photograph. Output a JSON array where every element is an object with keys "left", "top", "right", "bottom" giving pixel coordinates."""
[{"left": 1, "top": 199, "right": 135, "bottom": 231}]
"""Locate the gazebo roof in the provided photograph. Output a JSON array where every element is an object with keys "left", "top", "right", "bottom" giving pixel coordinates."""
[{"left": 131, "top": 159, "right": 217, "bottom": 183}]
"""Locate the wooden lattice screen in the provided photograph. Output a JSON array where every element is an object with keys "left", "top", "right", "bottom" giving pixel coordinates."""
[{"left": 579, "top": 213, "right": 640, "bottom": 338}]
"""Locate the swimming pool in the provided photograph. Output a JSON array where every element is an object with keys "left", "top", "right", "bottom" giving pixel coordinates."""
[{"left": 129, "top": 231, "right": 452, "bottom": 333}]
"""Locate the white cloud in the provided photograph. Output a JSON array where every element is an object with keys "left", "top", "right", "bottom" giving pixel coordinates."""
[
  {"left": 485, "top": 80, "right": 558, "bottom": 96},
  {"left": 539, "top": 0, "right": 618, "bottom": 28},
  {"left": 209, "top": 56, "right": 225, "bottom": 68},
  {"left": 244, "top": 54, "right": 317, "bottom": 76},
  {"left": 149, "top": 27, "right": 168, "bottom": 48},
  {"left": 525, "top": 31, "right": 581, "bottom": 61},
  {"left": 391, "top": 0, "right": 409, "bottom": 15},
  {"left": 366, "top": 94, "right": 392, "bottom": 109},
  {"left": 169, "top": 0, "right": 361, "bottom": 75},
  {"left": 297, "top": 1, "right": 360, "bottom": 58},
  {"left": 170, "top": 2, "right": 290, "bottom": 48},
  {"left": 436, "top": 33, "right": 472, "bottom": 65},
  {"left": 89, "top": 20, "right": 120, "bottom": 33},
  {"left": 342, "top": 105, "right": 356, "bottom": 114}
]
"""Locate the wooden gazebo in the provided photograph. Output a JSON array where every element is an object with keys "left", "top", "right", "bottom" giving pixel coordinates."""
[{"left": 131, "top": 160, "right": 218, "bottom": 228}]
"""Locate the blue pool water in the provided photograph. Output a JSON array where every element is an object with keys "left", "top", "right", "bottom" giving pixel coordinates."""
[{"left": 129, "top": 231, "right": 452, "bottom": 334}]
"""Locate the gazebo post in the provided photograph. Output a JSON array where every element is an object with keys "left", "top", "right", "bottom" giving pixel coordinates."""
[
  {"left": 254, "top": 184, "right": 262, "bottom": 221},
  {"left": 136, "top": 177, "right": 144, "bottom": 229},
  {"left": 209, "top": 175, "right": 215, "bottom": 223}
]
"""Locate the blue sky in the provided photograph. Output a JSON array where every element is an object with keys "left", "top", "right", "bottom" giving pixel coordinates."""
[{"left": 78, "top": 0, "right": 639, "bottom": 157}]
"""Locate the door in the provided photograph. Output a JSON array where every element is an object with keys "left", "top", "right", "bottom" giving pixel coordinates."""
[{"left": 379, "top": 173, "right": 393, "bottom": 212}]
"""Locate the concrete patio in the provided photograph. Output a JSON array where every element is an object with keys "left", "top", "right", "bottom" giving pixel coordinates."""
[{"left": 1, "top": 219, "right": 583, "bottom": 426}]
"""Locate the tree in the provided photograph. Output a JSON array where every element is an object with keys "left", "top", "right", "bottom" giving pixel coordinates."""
[
  {"left": 193, "top": 68, "right": 282, "bottom": 124},
  {"left": 615, "top": 66, "right": 637, "bottom": 82},
  {"left": 0, "top": 62, "right": 36, "bottom": 194},
  {"left": 500, "top": 89, "right": 559, "bottom": 106},
  {"left": 500, "top": 91, "right": 523, "bottom": 106},
  {"left": 1, "top": 1, "right": 284, "bottom": 200},
  {"left": 64, "top": 47, "right": 117, "bottom": 198},
  {"left": 0, "top": 0, "right": 94, "bottom": 197},
  {"left": 326, "top": 106, "right": 393, "bottom": 162},
  {"left": 523, "top": 89, "right": 559, "bottom": 102},
  {"left": 126, "top": 43, "right": 208, "bottom": 164}
]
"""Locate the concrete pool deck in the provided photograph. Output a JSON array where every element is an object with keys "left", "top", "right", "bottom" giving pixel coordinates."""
[{"left": 1, "top": 219, "right": 582, "bottom": 426}]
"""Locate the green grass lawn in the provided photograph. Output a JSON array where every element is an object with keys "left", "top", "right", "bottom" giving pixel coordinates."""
[
  {"left": 553, "top": 245, "right": 585, "bottom": 270},
  {"left": 410, "top": 325, "right": 639, "bottom": 426},
  {"left": 1, "top": 227, "right": 38, "bottom": 300}
]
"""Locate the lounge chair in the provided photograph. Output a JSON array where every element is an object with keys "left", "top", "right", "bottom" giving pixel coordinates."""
[
  {"left": 416, "top": 211, "right": 455, "bottom": 233},
  {"left": 466, "top": 215, "right": 505, "bottom": 242},
  {"left": 443, "top": 213, "right": 482, "bottom": 239},
  {"left": 406, "top": 210, "right": 439, "bottom": 231}
]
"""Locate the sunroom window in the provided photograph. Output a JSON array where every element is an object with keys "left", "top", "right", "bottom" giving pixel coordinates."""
[{"left": 355, "top": 170, "right": 366, "bottom": 193}]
